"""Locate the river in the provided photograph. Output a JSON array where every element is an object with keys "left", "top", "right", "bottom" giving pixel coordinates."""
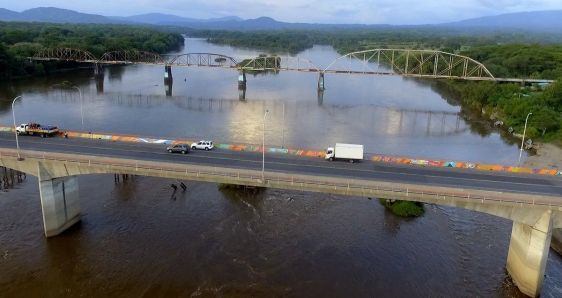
[{"left": 0, "top": 38, "right": 560, "bottom": 297}]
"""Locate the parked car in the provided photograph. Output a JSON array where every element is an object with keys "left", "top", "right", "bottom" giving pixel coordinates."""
[
  {"left": 166, "top": 144, "right": 189, "bottom": 154},
  {"left": 191, "top": 140, "right": 214, "bottom": 151}
]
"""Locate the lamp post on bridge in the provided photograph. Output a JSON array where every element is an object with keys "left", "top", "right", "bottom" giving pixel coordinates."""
[
  {"left": 262, "top": 109, "right": 269, "bottom": 182},
  {"left": 11, "top": 96, "right": 23, "bottom": 161},
  {"left": 52, "top": 83, "right": 84, "bottom": 131},
  {"left": 282, "top": 102, "right": 285, "bottom": 149},
  {"left": 518, "top": 112, "right": 532, "bottom": 166}
]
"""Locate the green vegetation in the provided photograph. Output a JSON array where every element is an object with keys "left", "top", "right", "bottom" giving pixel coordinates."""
[
  {"left": 435, "top": 45, "right": 562, "bottom": 144},
  {"left": 238, "top": 54, "right": 281, "bottom": 74},
  {"left": 0, "top": 22, "right": 183, "bottom": 80},
  {"left": 379, "top": 199, "right": 424, "bottom": 217},
  {"left": 192, "top": 30, "right": 315, "bottom": 54},
  {"left": 437, "top": 80, "right": 562, "bottom": 144}
]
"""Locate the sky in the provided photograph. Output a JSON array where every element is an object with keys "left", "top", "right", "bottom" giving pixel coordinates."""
[{"left": 1, "top": 0, "right": 562, "bottom": 24}]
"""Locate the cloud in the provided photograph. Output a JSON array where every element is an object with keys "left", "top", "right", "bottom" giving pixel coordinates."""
[{"left": 2, "top": 0, "right": 562, "bottom": 24}]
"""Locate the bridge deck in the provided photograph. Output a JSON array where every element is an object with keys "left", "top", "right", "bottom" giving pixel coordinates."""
[{"left": 0, "top": 133, "right": 560, "bottom": 198}]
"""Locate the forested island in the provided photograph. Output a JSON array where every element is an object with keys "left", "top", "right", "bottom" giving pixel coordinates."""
[
  {"left": 194, "top": 29, "right": 562, "bottom": 145},
  {"left": 0, "top": 22, "right": 183, "bottom": 80}
]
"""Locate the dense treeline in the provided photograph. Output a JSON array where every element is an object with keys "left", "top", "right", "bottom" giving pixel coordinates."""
[
  {"left": 438, "top": 80, "right": 562, "bottom": 143},
  {"left": 191, "top": 28, "right": 562, "bottom": 55},
  {"left": 462, "top": 45, "right": 562, "bottom": 79},
  {"left": 0, "top": 22, "right": 183, "bottom": 80},
  {"left": 194, "top": 29, "right": 562, "bottom": 144},
  {"left": 191, "top": 30, "right": 314, "bottom": 54}
]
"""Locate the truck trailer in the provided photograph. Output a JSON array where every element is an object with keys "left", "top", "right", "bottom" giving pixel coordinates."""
[{"left": 325, "top": 143, "right": 364, "bottom": 163}]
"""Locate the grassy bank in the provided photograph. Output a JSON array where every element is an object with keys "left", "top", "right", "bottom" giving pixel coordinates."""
[{"left": 379, "top": 199, "right": 424, "bottom": 217}]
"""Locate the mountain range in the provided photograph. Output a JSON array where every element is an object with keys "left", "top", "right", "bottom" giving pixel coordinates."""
[{"left": 1, "top": 7, "right": 561, "bottom": 32}]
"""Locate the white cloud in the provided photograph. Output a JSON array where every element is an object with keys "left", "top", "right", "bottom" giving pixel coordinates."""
[{"left": 1, "top": 0, "right": 562, "bottom": 24}]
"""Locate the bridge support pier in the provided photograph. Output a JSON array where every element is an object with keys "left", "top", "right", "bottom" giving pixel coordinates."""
[
  {"left": 38, "top": 166, "right": 80, "bottom": 237},
  {"left": 506, "top": 210, "right": 553, "bottom": 297},
  {"left": 165, "top": 79, "right": 173, "bottom": 97},
  {"left": 238, "top": 85, "right": 246, "bottom": 101},
  {"left": 238, "top": 71, "right": 247, "bottom": 88},
  {"left": 164, "top": 65, "right": 173, "bottom": 82},
  {"left": 318, "top": 72, "right": 325, "bottom": 91},
  {"left": 94, "top": 64, "right": 104, "bottom": 93}
]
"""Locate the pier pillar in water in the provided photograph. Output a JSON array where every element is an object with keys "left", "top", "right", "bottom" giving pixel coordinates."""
[
  {"left": 317, "top": 89, "right": 324, "bottom": 105},
  {"left": 94, "top": 64, "right": 104, "bottom": 93},
  {"left": 164, "top": 65, "right": 173, "bottom": 83},
  {"left": 238, "top": 85, "right": 246, "bottom": 101},
  {"left": 165, "top": 79, "right": 173, "bottom": 97},
  {"left": 506, "top": 210, "right": 553, "bottom": 297},
  {"left": 238, "top": 71, "right": 247, "bottom": 88},
  {"left": 318, "top": 72, "right": 325, "bottom": 91},
  {"left": 38, "top": 164, "right": 80, "bottom": 237}
]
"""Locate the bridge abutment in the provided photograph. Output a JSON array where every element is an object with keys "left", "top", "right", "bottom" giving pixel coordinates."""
[
  {"left": 38, "top": 165, "right": 80, "bottom": 237},
  {"left": 506, "top": 210, "right": 553, "bottom": 297}
]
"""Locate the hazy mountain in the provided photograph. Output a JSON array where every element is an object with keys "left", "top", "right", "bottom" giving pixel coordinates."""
[
  {"left": 0, "top": 8, "right": 19, "bottom": 21},
  {"left": 114, "top": 13, "right": 200, "bottom": 24},
  {"left": 445, "top": 10, "right": 562, "bottom": 32},
  {"left": 113, "top": 13, "right": 242, "bottom": 25},
  {"left": 0, "top": 6, "right": 561, "bottom": 33},
  {"left": 19, "top": 7, "right": 113, "bottom": 23}
]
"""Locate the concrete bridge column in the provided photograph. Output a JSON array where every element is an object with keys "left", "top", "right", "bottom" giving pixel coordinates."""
[
  {"left": 318, "top": 72, "right": 325, "bottom": 91},
  {"left": 94, "top": 64, "right": 104, "bottom": 94},
  {"left": 164, "top": 65, "right": 173, "bottom": 82},
  {"left": 165, "top": 79, "right": 173, "bottom": 97},
  {"left": 238, "top": 71, "right": 247, "bottom": 88},
  {"left": 38, "top": 166, "right": 80, "bottom": 237},
  {"left": 238, "top": 85, "right": 246, "bottom": 101},
  {"left": 506, "top": 210, "right": 553, "bottom": 297}
]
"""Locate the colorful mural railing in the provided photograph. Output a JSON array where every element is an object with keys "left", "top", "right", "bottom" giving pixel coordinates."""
[{"left": 0, "top": 126, "right": 559, "bottom": 177}]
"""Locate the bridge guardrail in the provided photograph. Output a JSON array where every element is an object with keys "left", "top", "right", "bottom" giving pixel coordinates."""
[{"left": 1, "top": 149, "right": 560, "bottom": 209}]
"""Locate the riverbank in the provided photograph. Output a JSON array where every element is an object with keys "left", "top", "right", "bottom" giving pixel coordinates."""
[{"left": 523, "top": 143, "right": 562, "bottom": 169}]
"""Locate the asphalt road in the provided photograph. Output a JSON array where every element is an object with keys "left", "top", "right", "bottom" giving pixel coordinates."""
[{"left": 0, "top": 133, "right": 560, "bottom": 197}]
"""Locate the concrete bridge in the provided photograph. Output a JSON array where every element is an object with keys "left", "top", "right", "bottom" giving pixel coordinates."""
[{"left": 0, "top": 136, "right": 560, "bottom": 296}]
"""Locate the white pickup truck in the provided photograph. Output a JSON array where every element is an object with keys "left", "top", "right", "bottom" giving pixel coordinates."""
[
  {"left": 16, "top": 123, "right": 59, "bottom": 137},
  {"left": 325, "top": 143, "right": 364, "bottom": 163}
]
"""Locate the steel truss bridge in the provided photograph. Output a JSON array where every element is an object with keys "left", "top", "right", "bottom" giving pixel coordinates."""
[{"left": 30, "top": 48, "right": 553, "bottom": 84}]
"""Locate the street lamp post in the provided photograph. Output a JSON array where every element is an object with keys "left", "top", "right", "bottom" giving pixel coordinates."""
[
  {"left": 72, "top": 85, "right": 84, "bottom": 132},
  {"left": 518, "top": 112, "right": 532, "bottom": 166},
  {"left": 11, "top": 96, "right": 23, "bottom": 160},
  {"left": 262, "top": 109, "right": 269, "bottom": 181},
  {"left": 52, "top": 83, "right": 84, "bottom": 131},
  {"left": 282, "top": 102, "right": 285, "bottom": 149}
]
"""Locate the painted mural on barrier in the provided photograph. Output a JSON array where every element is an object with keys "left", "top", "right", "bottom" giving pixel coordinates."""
[{"left": 0, "top": 126, "right": 559, "bottom": 177}]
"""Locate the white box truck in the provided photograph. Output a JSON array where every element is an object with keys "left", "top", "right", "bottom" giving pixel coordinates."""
[{"left": 325, "top": 143, "right": 364, "bottom": 163}]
